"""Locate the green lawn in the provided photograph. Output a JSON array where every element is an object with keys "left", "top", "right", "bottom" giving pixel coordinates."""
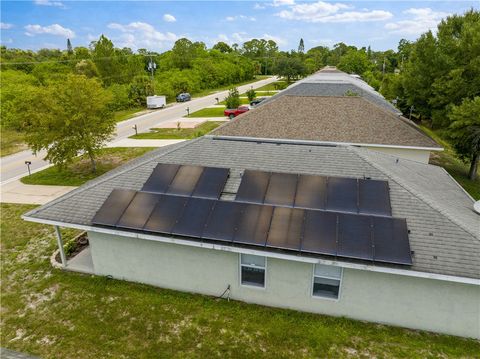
[
  {"left": 420, "top": 125, "right": 480, "bottom": 200},
  {"left": 20, "top": 147, "right": 155, "bottom": 187},
  {"left": 219, "top": 97, "right": 251, "bottom": 105},
  {"left": 130, "top": 121, "right": 223, "bottom": 140},
  {"left": 0, "top": 129, "right": 28, "bottom": 157},
  {"left": 113, "top": 107, "right": 145, "bottom": 123},
  {"left": 188, "top": 107, "right": 226, "bottom": 118},
  {"left": 1, "top": 203, "right": 479, "bottom": 358}
]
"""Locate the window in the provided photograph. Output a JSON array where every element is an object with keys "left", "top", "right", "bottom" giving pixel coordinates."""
[
  {"left": 240, "top": 254, "right": 266, "bottom": 288},
  {"left": 312, "top": 264, "right": 342, "bottom": 299}
]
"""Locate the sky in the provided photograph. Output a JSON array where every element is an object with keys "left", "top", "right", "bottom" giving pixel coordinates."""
[{"left": 1, "top": 0, "right": 478, "bottom": 52}]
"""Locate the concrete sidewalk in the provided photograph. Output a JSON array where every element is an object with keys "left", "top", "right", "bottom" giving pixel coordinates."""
[{"left": 1, "top": 180, "right": 76, "bottom": 205}]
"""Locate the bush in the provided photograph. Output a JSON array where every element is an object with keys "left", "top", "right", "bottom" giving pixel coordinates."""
[
  {"left": 246, "top": 89, "right": 256, "bottom": 101},
  {"left": 224, "top": 87, "right": 240, "bottom": 109},
  {"left": 108, "top": 84, "right": 133, "bottom": 111}
]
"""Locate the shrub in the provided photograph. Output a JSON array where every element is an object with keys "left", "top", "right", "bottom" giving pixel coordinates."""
[
  {"left": 224, "top": 87, "right": 240, "bottom": 109},
  {"left": 246, "top": 89, "right": 256, "bottom": 101}
]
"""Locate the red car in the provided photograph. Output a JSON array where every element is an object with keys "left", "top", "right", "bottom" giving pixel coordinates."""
[{"left": 224, "top": 105, "right": 250, "bottom": 119}]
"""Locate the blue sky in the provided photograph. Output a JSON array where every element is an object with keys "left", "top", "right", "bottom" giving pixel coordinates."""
[{"left": 1, "top": 1, "right": 478, "bottom": 52}]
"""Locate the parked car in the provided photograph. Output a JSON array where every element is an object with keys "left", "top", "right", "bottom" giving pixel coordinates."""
[
  {"left": 176, "top": 93, "right": 191, "bottom": 102},
  {"left": 250, "top": 97, "right": 267, "bottom": 106},
  {"left": 224, "top": 105, "right": 250, "bottom": 119}
]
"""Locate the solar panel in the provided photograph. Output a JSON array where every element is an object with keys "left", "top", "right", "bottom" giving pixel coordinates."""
[
  {"left": 264, "top": 173, "right": 298, "bottom": 207},
  {"left": 116, "top": 192, "right": 161, "bottom": 230},
  {"left": 143, "top": 195, "right": 188, "bottom": 234},
  {"left": 203, "top": 201, "right": 245, "bottom": 242},
  {"left": 142, "top": 164, "right": 179, "bottom": 193},
  {"left": 192, "top": 167, "right": 229, "bottom": 199},
  {"left": 167, "top": 165, "right": 204, "bottom": 196},
  {"left": 91, "top": 189, "right": 136, "bottom": 226},
  {"left": 301, "top": 211, "right": 337, "bottom": 255},
  {"left": 373, "top": 217, "right": 412, "bottom": 265},
  {"left": 266, "top": 207, "right": 303, "bottom": 250},
  {"left": 358, "top": 179, "right": 391, "bottom": 216},
  {"left": 326, "top": 177, "right": 358, "bottom": 213},
  {"left": 337, "top": 213, "right": 373, "bottom": 261},
  {"left": 233, "top": 203, "right": 273, "bottom": 246},
  {"left": 295, "top": 174, "right": 327, "bottom": 210},
  {"left": 235, "top": 170, "right": 270, "bottom": 203},
  {"left": 172, "top": 197, "right": 215, "bottom": 238}
]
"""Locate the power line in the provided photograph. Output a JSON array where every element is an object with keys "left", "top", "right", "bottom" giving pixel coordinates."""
[{"left": 0, "top": 53, "right": 158, "bottom": 66}]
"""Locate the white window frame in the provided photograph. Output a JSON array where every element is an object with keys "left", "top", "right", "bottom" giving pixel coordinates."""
[
  {"left": 239, "top": 253, "right": 267, "bottom": 290},
  {"left": 311, "top": 264, "right": 343, "bottom": 301}
]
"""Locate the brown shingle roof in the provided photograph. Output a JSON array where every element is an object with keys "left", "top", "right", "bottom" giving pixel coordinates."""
[{"left": 212, "top": 95, "right": 440, "bottom": 149}]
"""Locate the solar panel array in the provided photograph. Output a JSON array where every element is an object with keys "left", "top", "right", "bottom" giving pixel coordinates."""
[
  {"left": 92, "top": 188, "right": 412, "bottom": 266},
  {"left": 236, "top": 170, "right": 392, "bottom": 216},
  {"left": 142, "top": 163, "right": 229, "bottom": 199}
]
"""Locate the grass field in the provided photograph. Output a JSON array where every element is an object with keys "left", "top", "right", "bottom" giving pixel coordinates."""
[
  {"left": 219, "top": 97, "right": 251, "bottom": 105},
  {"left": 20, "top": 147, "right": 155, "bottom": 187},
  {"left": 188, "top": 107, "right": 226, "bottom": 118},
  {"left": 1, "top": 203, "right": 479, "bottom": 359},
  {"left": 420, "top": 125, "right": 480, "bottom": 200},
  {"left": 0, "top": 129, "right": 28, "bottom": 157},
  {"left": 113, "top": 107, "right": 145, "bottom": 123},
  {"left": 130, "top": 121, "right": 223, "bottom": 140}
]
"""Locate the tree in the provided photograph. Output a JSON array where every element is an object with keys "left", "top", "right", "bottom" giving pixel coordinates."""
[
  {"left": 17, "top": 75, "right": 115, "bottom": 172},
  {"left": 212, "top": 41, "right": 232, "bottom": 53},
  {"left": 337, "top": 49, "right": 373, "bottom": 75},
  {"left": 274, "top": 57, "right": 306, "bottom": 83},
  {"left": 129, "top": 75, "right": 154, "bottom": 106},
  {"left": 171, "top": 38, "right": 197, "bottom": 69},
  {"left": 298, "top": 38, "right": 305, "bottom": 54},
  {"left": 67, "top": 38, "right": 73, "bottom": 54},
  {"left": 448, "top": 97, "right": 480, "bottom": 180},
  {"left": 75, "top": 59, "right": 99, "bottom": 78},
  {"left": 224, "top": 87, "right": 240, "bottom": 109}
]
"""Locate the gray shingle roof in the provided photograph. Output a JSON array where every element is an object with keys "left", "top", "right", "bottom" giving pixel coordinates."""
[
  {"left": 213, "top": 96, "right": 440, "bottom": 149},
  {"left": 24, "top": 137, "right": 479, "bottom": 279},
  {"left": 261, "top": 82, "right": 401, "bottom": 115}
]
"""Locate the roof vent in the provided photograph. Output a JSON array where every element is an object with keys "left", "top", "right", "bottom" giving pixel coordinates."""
[{"left": 474, "top": 200, "right": 480, "bottom": 215}]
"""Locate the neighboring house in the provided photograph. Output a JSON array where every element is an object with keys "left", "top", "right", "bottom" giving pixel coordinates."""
[
  {"left": 23, "top": 137, "right": 480, "bottom": 339},
  {"left": 261, "top": 67, "right": 402, "bottom": 115},
  {"left": 213, "top": 95, "right": 442, "bottom": 163}
]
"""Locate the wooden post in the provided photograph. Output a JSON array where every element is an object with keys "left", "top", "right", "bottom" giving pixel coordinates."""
[{"left": 54, "top": 225, "right": 67, "bottom": 268}]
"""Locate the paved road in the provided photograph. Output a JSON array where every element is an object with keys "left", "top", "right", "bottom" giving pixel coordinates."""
[{"left": 0, "top": 76, "right": 276, "bottom": 184}]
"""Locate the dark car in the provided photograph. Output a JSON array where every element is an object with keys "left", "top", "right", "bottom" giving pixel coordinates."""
[
  {"left": 250, "top": 97, "right": 267, "bottom": 106},
  {"left": 176, "top": 93, "right": 191, "bottom": 102}
]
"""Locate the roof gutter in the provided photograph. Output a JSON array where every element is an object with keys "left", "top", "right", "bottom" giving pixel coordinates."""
[
  {"left": 206, "top": 135, "right": 443, "bottom": 152},
  {"left": 22, "top": 215, "right": 479, "bottom": 286}
]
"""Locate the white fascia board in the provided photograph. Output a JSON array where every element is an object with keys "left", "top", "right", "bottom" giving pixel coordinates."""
[
  {"left": 206, "top": 135, "right": 443, "bottom": 152},
  {"left": 23, "top": 215, "right": 479, "bottom": 286}
]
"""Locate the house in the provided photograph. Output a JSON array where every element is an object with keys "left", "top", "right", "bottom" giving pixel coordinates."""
[
  {"left": 23, "top": 137, "right": 480, "bottom": 338},
  {"left": 213, "top": 95, "right": 442, "bottom": 163},
  {"left": 261, "top": 67, "right": 402, "bottom": 116}
]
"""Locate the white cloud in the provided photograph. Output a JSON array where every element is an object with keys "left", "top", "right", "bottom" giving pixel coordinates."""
[
  {"left": 107, "top": 21, "right": 178, "bottom": 50},
  {"left": 225, "top": 15, "right": 256, "bottom": 22},
  {"left": 385, "top": 8, "right": 448, "bottom": 35},
  {"left": 276, "top": 1, "right": 392, "bottom": 23},
  {"left": 163, "top": 14, "right": 176, "bottom": 22},
  {"left": 1, "top": 38, "right": 13, "bottom": 44},
  {"left": 254, "top": 3, "right": 266, "bottom": 10},
  {"left": 1, "top": 22, "right": 14, "bottom": 29},
  {"left": 24, "top": 24, "right": 75, "bottom": 38},
  {"left": 34, "top": 0, "right": 65, "bottom": 8},
  {"left": 272, "top": 0, "right": 296, "bottom": 7},
  {"left": 218, "top": 32, "right": 286, "bottom": 46}
]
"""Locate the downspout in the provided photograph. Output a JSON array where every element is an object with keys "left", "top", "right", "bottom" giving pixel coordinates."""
[{"left": 54, "top": 225, "right": 67, "bottom": 268}]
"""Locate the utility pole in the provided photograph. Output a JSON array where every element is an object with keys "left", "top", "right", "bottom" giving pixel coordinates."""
[{"left": 147, "top": 55, "right": 157, "bottom": 95}]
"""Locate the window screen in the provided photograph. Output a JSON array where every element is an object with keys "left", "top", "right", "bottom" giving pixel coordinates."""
[
  {"left": 240, "top": 254, "right": 266, "bottom": 288},
  {"left": 312, "top": 264, "right": 342, "bottom": 299}
]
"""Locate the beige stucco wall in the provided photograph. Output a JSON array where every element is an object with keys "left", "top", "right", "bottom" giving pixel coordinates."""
[
  {"left": 88, "top": 231, "right": 480, "bottom": 339},
  {"left": 365, "top": 146, "right": 432, "bottom": 163}
]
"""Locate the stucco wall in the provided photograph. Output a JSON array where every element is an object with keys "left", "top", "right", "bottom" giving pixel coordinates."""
[
  {"left": 365, "top": 146, "right": 432, "bottom": 163},
  {"left": 88, "top": 231, "right": 480, "bottom": 339}
]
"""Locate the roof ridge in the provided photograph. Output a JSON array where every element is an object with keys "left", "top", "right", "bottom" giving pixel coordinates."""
[
  {"left": 23, "top": 139, "right": 199, "bottom": 218},
  {"left": 352, "top": 147, "right": 479, "bottom": 239}
]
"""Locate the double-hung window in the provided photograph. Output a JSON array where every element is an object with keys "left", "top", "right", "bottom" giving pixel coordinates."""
[
  {"left": 312, "top": 264, "right": 342, "bottom": 299},
  {"left": 240, "top": 254, "right": 266, "bottom": 288}
]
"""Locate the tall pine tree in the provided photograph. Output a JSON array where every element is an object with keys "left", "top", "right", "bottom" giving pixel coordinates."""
[
  {"left": 67, "top": 38, "right": 73, "bottom": 55},
  {"left": 298, "top": 38, "right": 305, "bottom": 53}
]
